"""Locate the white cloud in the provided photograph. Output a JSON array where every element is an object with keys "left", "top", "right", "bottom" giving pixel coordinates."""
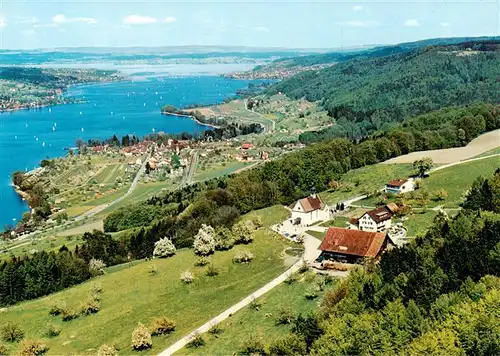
[
  {"left": 343, "top": 20, "right": 380, "bottom": 28},
  {"left": 440, "top": 22, "right": 451, "bottom": 28},
  {"left": 52, "top": 14, "right": 97, "bottom": 25},
  {"left": 0, "top": 15, "right": 7, "bottom": 29},
  {"left": 15, "top": 16, "right": 39, "bottom": 24},
  {"left": 33, "top": 23, "right": 58, "bottom": 29},
  {"left": 254, "top": 26, "right": 269, "bottom": 32},
  {"left": 163, "top": 16, "right": 176, "bottom": 23},
  {"left": 352, "top": 5, "right": 364, "bottom": 12},
  {"left": 404, "top": 19, "right": 420, "bottom": 27},
  {"left": 122, "top": 15, "right": 176, "bottom": 25},
  {"left": 20, "top": 29, "right": 36, "bottom": 36}
]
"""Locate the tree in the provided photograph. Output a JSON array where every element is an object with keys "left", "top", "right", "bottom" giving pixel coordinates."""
[
  {"left": 232, "top": 221, "right": 253, "bottom": 244},
  {"left": 268, "top": 334, "right": 307, "bottom": 355},
  {"left": 153, "top": 237, "right": 176, "bottom": 258},
  {"left": 131, "top": 322, "right": 152, "bottom": 350},
  {"left": 88, "top": 259, "right": 106, "bottom": 277},
  {"left": 214, "top": 227, "right": 235, "bottom": 251},
  {"left": 193, "top": 224, "right": 216, "bottom": 256},
  {"left": 413, "top": 157, "right": 433, "bottom": 178}
]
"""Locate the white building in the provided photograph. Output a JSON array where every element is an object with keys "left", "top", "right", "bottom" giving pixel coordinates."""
[
  {"left": 385, "top": 179, "right": 415, "bottom": 195},
  {"left": 291, "top": 194, "right": 331, "bottom": 226},
  {"left": 357, "top": 205, "right": 396, "bottom": 233}
]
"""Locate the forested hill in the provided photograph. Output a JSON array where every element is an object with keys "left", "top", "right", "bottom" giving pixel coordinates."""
[{"left": 267, "top": 40, "right": 500, "bottom": 141}]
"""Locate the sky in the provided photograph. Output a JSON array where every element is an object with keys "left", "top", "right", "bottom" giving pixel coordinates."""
[{"left": 0, "top": 0, "right": 498, "bottom": 49}]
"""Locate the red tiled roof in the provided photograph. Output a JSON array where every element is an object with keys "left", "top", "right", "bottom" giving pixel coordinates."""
[
  {"left": 349, "top": 217, "right": 359, "bottom": 225},
  {"left": 386, "top": 179, "right": 408, "bottom": 187},
  {"left": 386, "top": 203, "right": 399, "bottom": 214},
  {"left": 364, "top": 206, "right": 393, "bottom": 223},
  {"left": 241, "top": 143, "right": 253, "bottom": 149},
  {"left": 319, "top": 227, "right": 387, "bottom": 258},
  {"left": 299, "top": 196, "right": 324, "bottom": 213}
]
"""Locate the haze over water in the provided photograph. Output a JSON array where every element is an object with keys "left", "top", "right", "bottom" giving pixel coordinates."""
[{"left": 0, "top": 74, "right": 257, "bottom": 228}]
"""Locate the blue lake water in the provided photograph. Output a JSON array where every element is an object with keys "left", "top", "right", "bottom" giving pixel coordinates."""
[{"left": 0, "top": 75, "right": 256, "bottom": 228}]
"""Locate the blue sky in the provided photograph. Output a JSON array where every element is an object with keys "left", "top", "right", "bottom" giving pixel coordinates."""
[{"left": 0, "top": 0, "right": 498, "bottom": 49}]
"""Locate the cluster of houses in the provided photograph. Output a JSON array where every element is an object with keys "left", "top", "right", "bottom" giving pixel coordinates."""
[
  {"left": 234, "top": 142, "right": 270, "bottom": 162},
  {"left": 289, "top": 177, "right": 417, "bottom": 265}
]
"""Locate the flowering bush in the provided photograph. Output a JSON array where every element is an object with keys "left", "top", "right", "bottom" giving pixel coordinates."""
[
  {"left": 193, "top": 225, "right": 216, "bottom": 256},
  {"left": 233, "top": 250, "right": 255, "bottom": 264},
  {"left": 131, "top": 322, "right": 152, "bottom": 350},
  {"left": 153, "top": 237, "right": 176, "bottom": 258},
  {"left": 89, "top": 259, "right": 106, "bottom": 277},
  {"left": 180, "top": 270, "right": 194, "bottom": 284}
]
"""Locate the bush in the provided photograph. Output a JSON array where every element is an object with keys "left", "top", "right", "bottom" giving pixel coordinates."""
[
  {"left": 214, "top": 227, "right": 236, "bottom": 251},
  {"left": 18, "top": 340, "right": 48, "bottom": 356},
  {"left": 305, "top": 288, "right": 319, "bottom": 300},
  {"left": 180, "top": 270, "right": 194, "bottom": 284},
  {"left": 44, "top": 324, "right": 61, "bottom": 338},
  {"left": 153, "top": 237, "right": 176, "bottom": 258},
  {"left": 232, "top": 221, "right": 253, "bottom": 244},
  {"left": 298, "top": 261, "right": 309, "bottom": 273},
  {"left": 89, "top": 258, "right": 106, "bottom": 277},
  {"left": 205, "top": 264, "right": 219, "bottom": 277},
  {"left": 284, "top": 272, "right": 298, "bottom": 285},
  {"left": 194, "top": 257, "right": 210, "bottom": 267},
  {"left": 208, "top": 324, "right": 223, "bottom": 336},
  {"left": 268, "top": 334, "right": 307, "bottom": 355},
  {"left": 81, "top": 298, "right": 100, "bottom": 315},
  {"left": 193, "top": 224, "right": 216, "bottom": 256},
  {"left": 276, "top": 307, "right": 296, "bottom": 325},
  {"left": 239, "top": 335, "right": 265, "bottom": 355},
  {"left": 0, "top": 343, "right": 7, "bottom": 356},
  {"left": 61, "top": 308, "right": 79, "bottom": 322},
  {"left": 97, "top": 344, "right": 118, "bottom": 356},
  {"left": 48, "top": 302, "right": 65, "bottom": 316},
  {"left": 149, "top": 264, "right": 158, "bottom": 276},
  {"left": 250, "top": 298, "right": 263, "bottom": 311},
  {"left": 1, "top": 322, "right": 24, "bottom": 342},
  {"left": 131, "top": 322, "right": 152, "bottom": 350},
  {"left": 91, "top": 283, "right": 103, "bottom": 294},
  {"left": 150, "top": 317, "right": 176, "bottom": 336},
  {"left": 233, "top": 250, "right": 254, "bottom": 264},
  {"left": 186, "top": 333, "right": 205, "bottom": 348}
]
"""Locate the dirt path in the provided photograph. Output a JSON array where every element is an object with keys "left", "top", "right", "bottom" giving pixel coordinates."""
[{"left": 383, "top": 129, "right": 500, "bottom": 164}]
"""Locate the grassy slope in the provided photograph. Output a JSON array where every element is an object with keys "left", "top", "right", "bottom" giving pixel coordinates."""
[
  {"left": 320, "top": 163, "right": 413, "bottom": 205},
  {"left": 240, "top": 205, "right": 290, "bottom": 227},
  {"left": 180, "top": 272, "right": 332, "bottom": 355},
  {"left": 0, "top": 230, "right": 296, "bottom": 355}
]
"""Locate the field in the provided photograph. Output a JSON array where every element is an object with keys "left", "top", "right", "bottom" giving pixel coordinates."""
[
  {"left": 384, "top": 129, "right": 500, "bottom": 164},
  {"left": 193, "top": 161, "right": 252, "bottom": 182},
  {"left": 0, "top": 234, "right": 85, "bottom": 260},
  {"left": 305, "top": 230, "right": 325, "bottom": 240},
  {"left": 240, "top": 205, "right": 290, "bottom": 227},
  {"left": 0, "top": 229, "right": 297, "bottom": 355},
  {"left": 180, "top": 271, "right": 334, "bottom": 355},
  {"left": 319, "top": 163, "right": 414, "bottom": 205}
]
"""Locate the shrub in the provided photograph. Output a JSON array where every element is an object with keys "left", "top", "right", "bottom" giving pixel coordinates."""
[
  {"left": 268, "top": 334, "right": 307, "bottom": 355},
  {"left": 149, "top": 264, "right": 158, "bottom": 276},
  {"left": 205, "top": 264, "right": 219, "bottom": 277},
  {"left": 214, "top": 227, "right": 236, "bottom": 251},
  {"left": 239, "top": 335, "right": 265, "bottom": 355},
  {"left": 150, "top": 317, "right": 176, "bottom": 336},
  {"left": 305, "top": 288, "right": 319, "bottom": 300},
  {"left": 61, "top": 308, "right": 79, "bottom": 322},
  {"left": 194, "top": 257, "right": 210, "bottom": 267},
  {"left": 186, "top": 333, "right": 205, "bottom": 348},
  {"left": 0, "top": 343, "right": 7, "bottom": 356},
  {"left": 233, "top": 250, "right": 254, "bottom": 264},
  {"left": 44, "top": 324, "right": 61, "bottom": 338},
  {"left": 208, "top": 324, "right": 223, "bottom": 336},
  {"left": 1, "top": 322, "right": 24, "bottom": 342},
  {"left": 131, "top": 322, "right": 152, "bottom": 350},
  {"left": 18, "top": 340, "right": 48, "bottom": 356},
  {"left": 298, "top": 261, "right": 309, "bottom": 273},
  {"left": 193, "top": 224, "right": 216, "bottom": 256},
  {"left": 89, "top": 258, "right": 106, "bottom": 277},
  {"left": 97, "top": 344, "right": 117, "bottom": 356},
  {"left": 91, "top": 283, "right": 103, "bottom": 294},
  {"left": 250, "top": 216, "right": 263, "bottom": 229},
  {"left": 153, "top": 237, "right": 176, "bottom": 258},
  {"left": 276, "top": 307, "right": 296, "bottom": 325},
  {"left": 81, "top": 298, "right": 100, "bottom": 315},
  {"left": 232, "top": 221, "right": 253, "bottom": 244},
  {"left": 180, "top": 270, "right": 194, "bottom": 284},
  {"left": 284, "top": 272, "right": 298, "bottom": 285},
  {"left": 48, "top": 302, "right": 65, "bottom": 316},
  {"left": 250, "top": 298, "right": 263, "bottom": 311}
]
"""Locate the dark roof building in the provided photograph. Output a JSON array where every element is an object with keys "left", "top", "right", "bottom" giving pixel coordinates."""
[
  {"left": 386, "top": 179, "right": 408, "bottom": 187},
  {"left": 318, "top": 227, "right": 388, "bottom": 263},
  {"left": 297, "top": 195, "right": 325, "bottom": 213}
]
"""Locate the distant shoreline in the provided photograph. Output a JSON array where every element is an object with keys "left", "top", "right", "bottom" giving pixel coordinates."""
[{"left": 161, "top": 111, "right": 220, "bottom": 129}]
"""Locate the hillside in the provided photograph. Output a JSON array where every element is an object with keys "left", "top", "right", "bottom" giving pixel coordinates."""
[{"left": 267, "top": 40, "right": 500, "bottom": 141}]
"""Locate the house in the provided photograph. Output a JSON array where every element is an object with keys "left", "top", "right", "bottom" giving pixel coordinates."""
[
  {"left": 385, "top": 179, "right": 415, "bottom": 195},
  {"left": 241, "top": 143, "right": 253, "bottom": 150},
  {"left": 291, "top": 193, "right": 331, "bottom": 226},
  {"left": 317, "top": 227, "right": 388, "bottom": 263}
]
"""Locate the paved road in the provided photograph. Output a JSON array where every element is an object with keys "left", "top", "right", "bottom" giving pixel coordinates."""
[{"left": 158, "top": 234, "right": 325, "bottom": 356}]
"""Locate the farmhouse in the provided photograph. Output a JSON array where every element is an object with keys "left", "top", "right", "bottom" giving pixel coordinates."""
[
  {"left": 317, "top": 227, "right": 388, "bottom": 263},
  {"left": 385, "top": 179, "right": 415, "bottom": 194},
  {"left": 291, "top": 193, "right": 331, "bottom": 226}
]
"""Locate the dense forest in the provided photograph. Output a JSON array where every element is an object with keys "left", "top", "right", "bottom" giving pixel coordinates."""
[
  {"left": 259, "top": 170, "right": 500, "bottom": 355},
  {"left": 267, "top": 41, "right": 500, "bottom": 142},
  {"left": 102, "top": 103, "right": 500, "bottom": 255}
]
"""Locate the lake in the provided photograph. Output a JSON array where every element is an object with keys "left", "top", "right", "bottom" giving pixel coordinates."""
[{"left": 0, "top": 74, "right": 257, "bottom": 229}]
